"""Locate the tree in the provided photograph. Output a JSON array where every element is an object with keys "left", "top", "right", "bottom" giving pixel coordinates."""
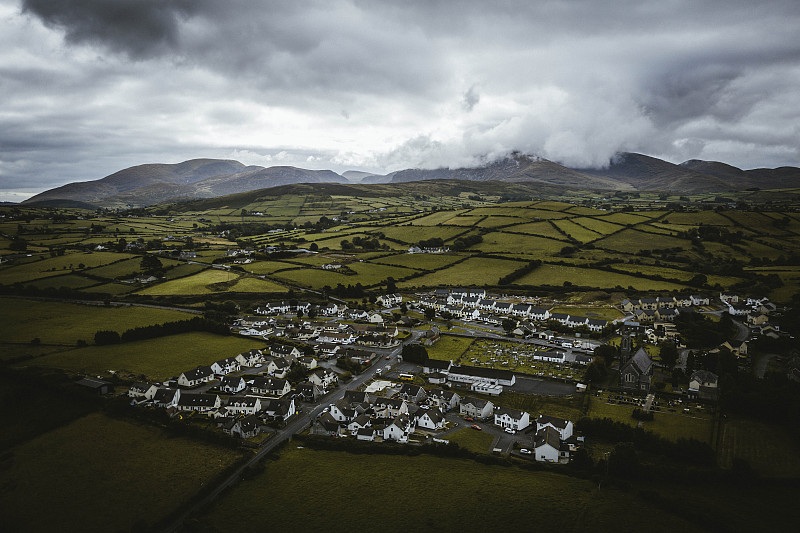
[
  {"left": 95, "top": 330, "right": 121, "bottom": 345},
  {"left": 286, "top": 363, "right": 309, "bottom": 385},
  {"left": 593, "top": 344, "right": 617, "bottom": 366},
  {"left": 424, "top": 308, "right": 435, "bottom": 321},
  {"left": 309, "top": 242, "right": 318, "bottom": 252},
  {"left": 401, "top": 343, "right": 428, "bottom": 364},
  {"left": 686, "top": 351, "right": 696, "bottom": 375},
  {"left": 584, "top": 359, "right": 608, "bottom": 384},
  {"left": 9, "top": 237, "right": 27, "bottom": 251},
  {"left": 659, "top": 341, "right": 679, "bottom": 370},
  {"left": 501, "top": 318, "right": 517, "bottom": 334},
  {"left": 140, "top": 254, "right": 163, "bottom": 275},
  {"left": 399, "top": 302, "right": 408, "bottom": 315},
  {"left": 385, "top": 277, "right": 397, "bottom": 294},
  {"left": 608, "top": 442, "right": 639, "bottom": 479}
]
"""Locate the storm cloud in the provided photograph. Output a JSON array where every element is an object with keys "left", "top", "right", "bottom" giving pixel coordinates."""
[{"left": 2, "top": 0, "right": 800, "bottom": 200}]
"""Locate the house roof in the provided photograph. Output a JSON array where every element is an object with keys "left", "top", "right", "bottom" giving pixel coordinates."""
[
  {"left": 182, "top": 365, "right": 213, "bottom": 380},
  {"left": 448, "top": 364, "right": 513, "bottom": 381},
  {"left": 537, "top": 414, "right": 570, "bottom": 429},
  {"left": 496, "top": 406, "right": 526, "bottom": 420},
  {"left": 178, "top": 393, "right": 219, "bottom": 407},
  {"left": 419, "top": 407, "right": 445, "bottom": 423},
  {"left": 461, "top": 396, "right": 491, "bottom": 409},
  {"left": 534, "top": 426, "right": 562, "bottom": 449}
]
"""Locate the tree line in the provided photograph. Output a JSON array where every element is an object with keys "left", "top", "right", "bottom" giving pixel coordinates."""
[{"left": 94, "top": 317, "right": 229, "bottom": 345}]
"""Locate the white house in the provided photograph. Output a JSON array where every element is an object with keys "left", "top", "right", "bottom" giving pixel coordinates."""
[
  {"left": 178, "top": 365, "right": 214, "bottom": 387},
  {"left": 247, "top": 376, "right": 291, "bottom": 397},
  {"left": 308, "top": 368, "right": 338, "bottom": 390},
  {"left": 153, "top": 388, "right": 180, "bottom": 408},
  {"left": 219, "top": 376, "right": 247, "bottom": 394},
  {"left": 535, "top": 414, "right": 574, "bottom": 440},
  {"left": 383, "top": 414, "right": 415, "bottom": 443},
  {"left": 494, "top": 407, "right": 530, "bottom": 432},
  {"left": 226, "top": 396, "right": 262, "bottom": 415},
  {"left": 267, "top": 357, "right": 291, "bottom": 378},
  {"left": 128, "top": 382, "right": 158, "bottom": 399},
  {"left": 459, "top": 397, "right": 494, "bottom": 419},
  {"left": 377, "top": 294, "right": 402, "bottom": 307},
  {"left": 176, "top": 393, "right": 221, "bottom": 413},
  {"left": 534, "top": 426, "right": 566, "bottom": 463},
  {"left": 235, "top": 349, "right": 263, "bottom": 367},
  {"left": 261, "top": 397, "right": 296, "bottom": 421},
  {"left": 415, "top": 407, "right": 446, "bottom": 430},
  {"left": 211, "top": 357, "right": 241, "bottom": 375}
]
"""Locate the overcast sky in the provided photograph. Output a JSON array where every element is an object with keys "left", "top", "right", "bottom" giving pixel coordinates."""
[{"left": 2, "top": 0, "right": 800, "bottom": 201}]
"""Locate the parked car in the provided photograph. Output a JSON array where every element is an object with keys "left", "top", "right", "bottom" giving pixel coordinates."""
[
  {"left": 520, "top": 449, "right": 532, "bottom": 455},
  {"left": 464, "top": 417, "right": 474, "bottom": 422},
  {"left": 471, "top": 424, "right": 482, "bottom": 430},
  {"left": 504, "top": 428, "right": 515, "bottom": 434}
]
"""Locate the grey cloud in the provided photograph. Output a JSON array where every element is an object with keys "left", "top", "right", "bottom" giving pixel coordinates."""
[
  {"left": 21, "top": 0, "right": 196, "bottom": 59},
  {"left": 462, "top": 85, "right": 480, "bottom": 112}
]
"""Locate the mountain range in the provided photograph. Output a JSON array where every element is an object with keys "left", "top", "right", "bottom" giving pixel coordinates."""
[{"left": 22, "top": 152, "right": 800, "bottom": 208}]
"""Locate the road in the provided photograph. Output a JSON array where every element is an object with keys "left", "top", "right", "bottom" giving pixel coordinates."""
[{"left": 162, "top": 331, "right": 416, "bottom": 532}]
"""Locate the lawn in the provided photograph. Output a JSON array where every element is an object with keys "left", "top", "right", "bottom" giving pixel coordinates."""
[
  {"left": 445, "top": 427, "right": 495, "bottom": 452},
  {"left": 0, "top": 297, "right": 196, "bottom": 345},
  {"left": 471, "top": 232, "right": 566, "bottom": 254},
  {"left": 425, "top": 334, "right": 474, "bottom": 362},
  {"left": 0, "top": 251, "right": 135, "bottom": 284},
  {"left": 594, "top": 229, "right": 689, "bottom": 254},
  {"left": 0, "top": 413, "right": 242, "bottom": 533},
  {"left": 274, "top": 262, "right": 415, "bottom": 289},
  {"left": 26, "top": 331, "right": 265, "bottom": 380},
  {"left": 552, "top": 219, "right": 604, "bottom": 243},
  {"left": 230, "top": 276, "right": 290, "bottom": 293},
  {"left": 202, "top": 447, "right": 703, "bottom": 533}
]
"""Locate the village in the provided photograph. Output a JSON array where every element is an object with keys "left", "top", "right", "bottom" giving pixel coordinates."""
[{"left": 120, "top": 283, "right": 790, "bottom": 465}]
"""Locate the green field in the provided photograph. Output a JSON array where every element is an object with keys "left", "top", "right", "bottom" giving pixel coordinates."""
[
  {"left": 0, "top": 297, "right": 196, "bottom": 345},
  {"left": 202, "top": 447, "right": 704, "bottom": 533},
  {"left": 136, "top": 269, "right": 241, "bottom": 295},
  {"left": 25, "top": 331, "right": 265, "bottom": 379},
  {"left": 399, "top": 256, "right": 524, "bottom": 288},
  {"left": 425, "top": 334, "right": 475, "bottom": 361},
  {"left": 0, "top": 413, "right": 242, "bottom": 533}
]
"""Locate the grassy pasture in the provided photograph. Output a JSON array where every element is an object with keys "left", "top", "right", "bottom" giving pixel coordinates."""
[
  {"left": 0, "top": 413, "right": 242, "bottom": 533},
  {"left": 274, "top": 262, "right": 415, "bottom": 289},
  {"left": 371, "top": 252, "right": 464, "bottom": 270},
  {"left": 596, "top": 212, "right": 653, "bottom": 225},
  {"left": 553, "top": 219, "right": 604, "bottom": 243},
  {"left": 408, "top": 211, "right": 463, "bottom": 226},
  {"left": 203, "top": 447, "right": 702, "bottom": 533},
  {"left": 230, "top": 276, "right": 289, "bottom": 293},
  {"left": 0, "top": 297, "right": 194, "bottom": 345},
  {"left": 0, "top": 252, "right": 133, "bottom": 285},
  {"left": 23, "top": 274, "right": 100, "bottom": 290},
  {"left": 472, "top": 232, "right": 566, "bottom": 254},
  {"left": 571, "top": 217, "right": 625, "bottom": 235},
  {"left": 398, "top": 256, "right": 524, "bottom": 288},
  {"left": 593, "top": 229, "right": 688, "bottom": 254},
  {"left": 514, "top": 264, "right": 686, "bottom": 290},
  {"left": 377, "top": 225, "right": 468, "bottom": 244},
  {"left": 26, "top": 331, "right": 263, "bottom": 379},
  {"left": 508, "top": 221, "right": 571, "bottom": 240},
  {"left": 136, "top": 269, "right": 240, "bottom": 295}
]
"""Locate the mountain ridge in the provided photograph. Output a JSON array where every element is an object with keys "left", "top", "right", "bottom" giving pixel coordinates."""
[{"left": 22, "top": 153, "right": 800, "bottom": 208}]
